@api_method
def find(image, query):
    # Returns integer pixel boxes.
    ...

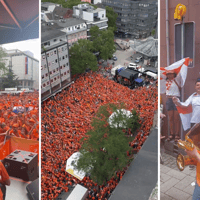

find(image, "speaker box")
[3,150,38,181]
[26,178,39,200]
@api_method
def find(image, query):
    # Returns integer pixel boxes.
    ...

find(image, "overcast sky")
[2,38,40,60]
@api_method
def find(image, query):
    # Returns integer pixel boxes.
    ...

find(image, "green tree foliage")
[41,0,97,9]
[75,103,140,185]
[1,69,18,89]
[151,29,155,36]
[105,6,118,32]
[69,39,98,75]
[90,26,116,60]
[0,47,8,75]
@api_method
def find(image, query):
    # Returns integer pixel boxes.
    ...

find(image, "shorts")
[166,98,177,111]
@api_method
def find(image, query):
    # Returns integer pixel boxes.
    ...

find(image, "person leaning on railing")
[0,161,10,200]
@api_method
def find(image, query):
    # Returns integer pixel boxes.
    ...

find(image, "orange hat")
[166,69,175,74]
[29,118,35,123]
[13,123,18,128]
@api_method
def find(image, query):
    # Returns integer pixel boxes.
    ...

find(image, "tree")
[0,47,8,75]
[2,69,18,89]
[151,29,156,36]
[105,6,118,32]
[75,103,140,185]
[90,26,116,60]
[41,0,97,9]
[69,39,98,75]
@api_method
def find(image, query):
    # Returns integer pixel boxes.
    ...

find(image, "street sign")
[174,22,195,67]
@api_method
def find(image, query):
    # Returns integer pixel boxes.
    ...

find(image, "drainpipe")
[166,0,170,66]
[166,0,170,137]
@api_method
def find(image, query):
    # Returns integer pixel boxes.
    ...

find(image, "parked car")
[112,56,117,61]
[128,63,137,69]
[135,56,143,63]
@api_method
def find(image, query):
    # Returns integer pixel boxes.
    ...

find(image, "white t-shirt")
[166,80,180,97]
[180,93,200,124]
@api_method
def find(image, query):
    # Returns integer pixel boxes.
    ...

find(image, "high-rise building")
[1,49,39,90]
[102,0,157,39]
[41,25,71,101]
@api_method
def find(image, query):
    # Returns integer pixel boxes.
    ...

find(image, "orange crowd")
[41,72,158,199]
[0,91,39,146]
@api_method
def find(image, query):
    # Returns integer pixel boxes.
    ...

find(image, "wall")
[160,0,200,136]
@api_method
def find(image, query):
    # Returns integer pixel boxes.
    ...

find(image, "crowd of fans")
[0,91,39,147]
[41,72,157,200]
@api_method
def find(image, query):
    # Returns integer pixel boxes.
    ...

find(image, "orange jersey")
[197,159,200,186]
[0,162,9,199]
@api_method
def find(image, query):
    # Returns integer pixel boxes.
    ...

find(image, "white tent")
[66,152,86,180]
[108,109,132,128]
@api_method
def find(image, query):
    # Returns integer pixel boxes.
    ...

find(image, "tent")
[108,109,132,129]
[130,36,158,57]
[118,69,138,80]
[0,0,39,44]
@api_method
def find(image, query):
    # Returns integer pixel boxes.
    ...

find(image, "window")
[44,64,47,68]
[43,83,46,87]
[50,71,52,75]
[54,77,57,81]
[66,63,69,66]
[54,39,57,42]
[60,66,63,69]
[58,75,60,79]
[47,81,50,85]
[51,79,53,83]
[64,72,66,75]
[67,70,69,73]
[42,75,44,79]
[55,59,58,63]
[54,50,57,54]
[102,14,104,18]
[57,68,59,71]
[46,73,48,77]
[53,69,56,73]
[47,53,49,57]
[62,56,65,60]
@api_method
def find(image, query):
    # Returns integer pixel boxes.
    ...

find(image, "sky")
[2,38,40,60]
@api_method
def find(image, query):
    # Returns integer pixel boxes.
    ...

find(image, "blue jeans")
[193,183,200,200]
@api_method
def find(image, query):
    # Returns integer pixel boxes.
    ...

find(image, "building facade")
[73,4,108,37]
[160,0,200,137]
[102,0,157,39]
[55,18,87,48]
[2,49,39,90]
[41,27,71,101]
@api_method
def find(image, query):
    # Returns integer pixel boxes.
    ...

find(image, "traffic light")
[174,4,186,21]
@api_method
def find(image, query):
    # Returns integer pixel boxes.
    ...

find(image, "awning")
[0,0,39,44]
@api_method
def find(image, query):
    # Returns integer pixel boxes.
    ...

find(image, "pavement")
[109,128,158,200]
[160,152,196,200]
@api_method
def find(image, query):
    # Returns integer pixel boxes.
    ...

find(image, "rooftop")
[55,18,86,27]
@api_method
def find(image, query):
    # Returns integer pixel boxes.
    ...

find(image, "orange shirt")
[0,162,9,199]
[197,158,200,186]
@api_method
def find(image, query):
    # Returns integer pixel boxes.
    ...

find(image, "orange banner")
[0,140,11,160]
[0,137,39,160]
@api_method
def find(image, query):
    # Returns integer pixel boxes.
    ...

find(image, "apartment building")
[102,0,157,39]
[73,4,108,37]
[55,18,87,48]
[1,49,39,90]
[41,26,71,101]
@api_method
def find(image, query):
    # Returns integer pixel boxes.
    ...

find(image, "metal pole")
[181,17,184,140]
